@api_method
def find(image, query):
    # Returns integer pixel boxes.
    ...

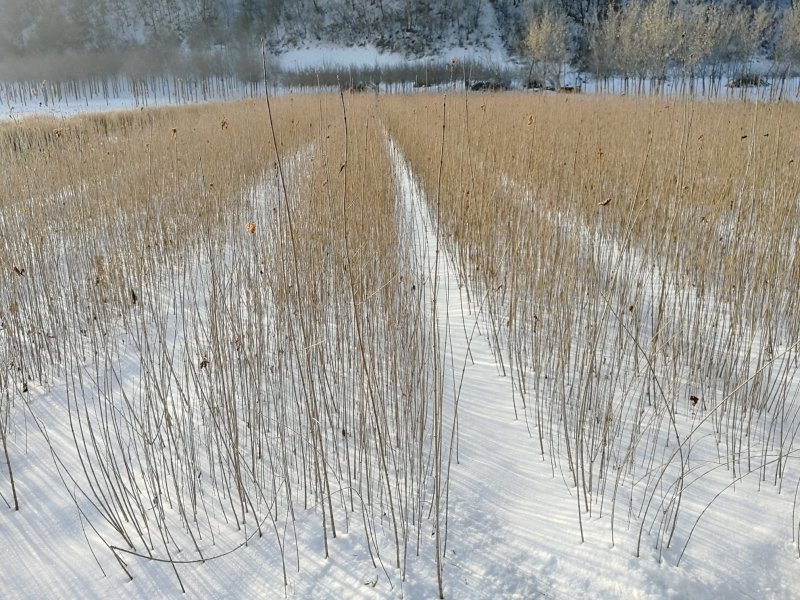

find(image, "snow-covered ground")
[2,117,800,599]
[0,96,140,122]
[277,45,408,72]
[276,42,511,73]
[0,76,259,122]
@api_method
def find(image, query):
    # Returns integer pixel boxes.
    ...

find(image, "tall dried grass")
[2,91,800,594]
[382,92,800,554]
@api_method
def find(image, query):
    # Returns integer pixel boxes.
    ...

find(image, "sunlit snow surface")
[277,44,510,72]
[0,94,143,122]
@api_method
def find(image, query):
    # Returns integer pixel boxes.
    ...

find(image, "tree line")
[526,0,800,90]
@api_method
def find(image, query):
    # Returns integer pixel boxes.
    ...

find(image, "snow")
[276,44,409,72]
[275,42,511,74]
[276,1,512,71]
[436,0,512,66]
[0,81,222,122]
[0,96,142,122]
[276,43,511,73]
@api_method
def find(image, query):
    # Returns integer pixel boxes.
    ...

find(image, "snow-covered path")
[389,138,589,597]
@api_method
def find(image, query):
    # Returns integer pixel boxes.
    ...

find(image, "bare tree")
[525,7,569,87]
[0,0,39,53]
[775,5,800,94]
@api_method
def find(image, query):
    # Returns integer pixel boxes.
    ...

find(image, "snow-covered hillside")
[0,0,529,59]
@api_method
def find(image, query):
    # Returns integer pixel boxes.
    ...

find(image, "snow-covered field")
[2,94,800,600]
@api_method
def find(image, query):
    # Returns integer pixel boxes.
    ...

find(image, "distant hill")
[0,0,533,59]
